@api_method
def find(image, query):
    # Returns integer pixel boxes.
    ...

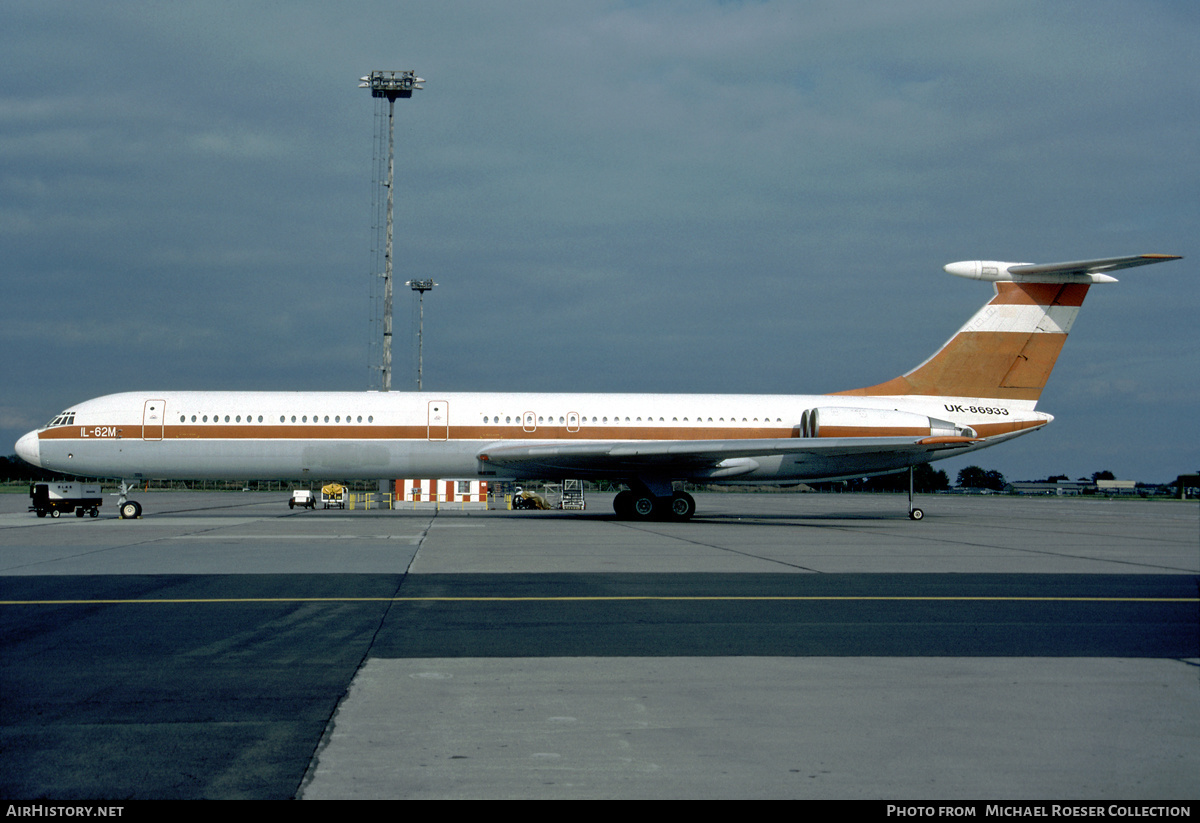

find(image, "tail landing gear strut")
[908,466,924,521]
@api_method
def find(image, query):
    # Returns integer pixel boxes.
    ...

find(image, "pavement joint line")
[2,595,1196,605]
[172,534,426,539]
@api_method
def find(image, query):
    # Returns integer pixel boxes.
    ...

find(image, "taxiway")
[1,491,1196,799]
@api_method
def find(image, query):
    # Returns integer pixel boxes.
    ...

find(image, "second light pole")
[406,278,436,391]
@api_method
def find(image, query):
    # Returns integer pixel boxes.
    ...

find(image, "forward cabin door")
[142,400,165,441]
[427,401,449,441]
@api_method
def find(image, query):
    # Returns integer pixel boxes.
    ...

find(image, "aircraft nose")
[15,430,41,467]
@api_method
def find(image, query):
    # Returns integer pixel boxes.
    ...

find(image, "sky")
[2,0,1196,484]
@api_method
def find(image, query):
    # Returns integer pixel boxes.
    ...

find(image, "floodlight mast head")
[358,70,425,100]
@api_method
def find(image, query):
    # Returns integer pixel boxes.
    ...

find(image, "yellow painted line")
[1,596,1195,605]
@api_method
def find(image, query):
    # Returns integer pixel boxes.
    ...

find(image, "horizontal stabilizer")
[945,254,1181,284]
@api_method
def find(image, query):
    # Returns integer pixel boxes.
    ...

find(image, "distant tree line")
[813,465,1120,493]
[1,454,79,483]
[1037,470,1116,483]
[956,465,1006,491]
[812,463,950,493]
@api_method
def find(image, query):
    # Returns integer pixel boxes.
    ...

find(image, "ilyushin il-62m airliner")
[15,254,1180,521]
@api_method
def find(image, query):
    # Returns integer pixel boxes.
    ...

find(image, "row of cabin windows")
[481,415,784,424]
[173,414,783,425]
[178,414,375,423]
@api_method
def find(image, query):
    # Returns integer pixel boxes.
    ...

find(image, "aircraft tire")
[669,492,696,521]
[613,490,634,519]
[909,508,924,521]
[120,501,141,520]
[630,495,657,520]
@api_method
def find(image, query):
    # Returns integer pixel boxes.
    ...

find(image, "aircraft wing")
[477,436,980,480]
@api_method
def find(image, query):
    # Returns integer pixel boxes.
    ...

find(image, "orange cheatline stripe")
[35,416,1046,443]
[40,423,801,442]
[967,419,1046,437]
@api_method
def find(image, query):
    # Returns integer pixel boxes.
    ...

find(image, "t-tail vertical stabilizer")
[833,254,1181,405]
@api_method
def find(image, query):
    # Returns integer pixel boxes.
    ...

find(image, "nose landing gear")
[116,480,143,519]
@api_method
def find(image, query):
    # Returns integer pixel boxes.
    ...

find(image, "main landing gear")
[613,484,696,521]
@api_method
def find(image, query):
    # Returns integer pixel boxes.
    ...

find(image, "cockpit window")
[44,413,76,428]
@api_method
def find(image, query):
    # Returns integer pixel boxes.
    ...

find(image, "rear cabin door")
[142,400,165,441]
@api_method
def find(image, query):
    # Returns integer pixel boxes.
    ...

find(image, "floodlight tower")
[359,70,424,391]
[406,278,437,390]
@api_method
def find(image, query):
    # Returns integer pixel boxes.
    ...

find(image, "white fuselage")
[18,389,1041,484]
